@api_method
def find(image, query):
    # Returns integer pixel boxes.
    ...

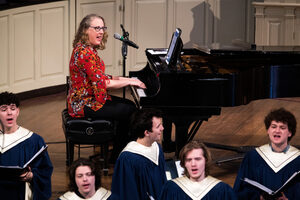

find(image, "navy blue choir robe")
[58,187,111,200]
[233,144,300,200]
[109,141,167,200]
[159,176,237,200]
[0,127,53,200]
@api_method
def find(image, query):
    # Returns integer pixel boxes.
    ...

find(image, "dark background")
[0,0,62,11]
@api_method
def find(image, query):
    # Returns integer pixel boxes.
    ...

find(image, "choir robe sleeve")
[0,133,53,200]
[30,134,53,200]
[159,180,237,200]
[233,150,260,199]
[233,149,300,200]
[109,146,167,200]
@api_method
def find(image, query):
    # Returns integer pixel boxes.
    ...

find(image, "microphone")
[114,33,139,49]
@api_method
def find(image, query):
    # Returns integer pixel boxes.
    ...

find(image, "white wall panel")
[267,20,283,45]
[174,0,206,47]
[40,7,65,77]
[219,0,246,45]
[265,7,285,45]
[296,8,300,44]
[135,0,167,65]
[210,0,249,47]
[81,2,115,67]
[0,1,69,93]
[253,1,300,49]
[13,12,35,83]
[0,16,9,89]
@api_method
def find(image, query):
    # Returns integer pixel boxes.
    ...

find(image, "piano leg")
[173,120,196,157]
[187,120,203,142]
[162,118,175,153]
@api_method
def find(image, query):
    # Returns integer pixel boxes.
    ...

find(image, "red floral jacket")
[67,43,112,117]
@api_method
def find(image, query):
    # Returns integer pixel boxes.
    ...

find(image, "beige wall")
[0,0,256,93]
[0,1,69,93]
[253,0,300,50]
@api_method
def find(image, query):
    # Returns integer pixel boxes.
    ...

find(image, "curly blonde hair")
[72,14,108,50]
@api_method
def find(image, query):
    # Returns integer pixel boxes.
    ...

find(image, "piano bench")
[61,109,116,175]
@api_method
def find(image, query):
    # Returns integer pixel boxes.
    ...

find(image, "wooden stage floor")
[17,90,300,199]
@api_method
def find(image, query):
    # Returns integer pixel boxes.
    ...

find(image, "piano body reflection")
[129,47,300,156]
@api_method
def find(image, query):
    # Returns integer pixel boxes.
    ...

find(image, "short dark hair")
[130,108,163,139]
[179,140,211,177]
[68,158,101,192]
[0,92,20,107]
[264,108,297,141]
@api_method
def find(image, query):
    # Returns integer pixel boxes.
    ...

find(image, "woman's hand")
[106,76,146,89]
[20,166,33,182]
[130,78,146,89]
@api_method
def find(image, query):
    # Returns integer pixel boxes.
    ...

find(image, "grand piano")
[129,30,300,156]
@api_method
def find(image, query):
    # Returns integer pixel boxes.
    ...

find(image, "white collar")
[122,141,160,165]
[0,126,33,153]
[59,188,111,200]
[172,176,221,200]
[256,144,300,173]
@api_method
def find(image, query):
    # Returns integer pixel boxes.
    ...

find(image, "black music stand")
[119,24,139,98]
[120,25,128,98]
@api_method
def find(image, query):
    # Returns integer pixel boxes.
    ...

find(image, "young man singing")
[0,92,53,200]
[109,108,167,200]
[234,108,300,200]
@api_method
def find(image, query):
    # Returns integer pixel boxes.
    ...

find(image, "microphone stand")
[120,24,129,99]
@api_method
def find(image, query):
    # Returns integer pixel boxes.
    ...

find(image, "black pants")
[84,95,137,161]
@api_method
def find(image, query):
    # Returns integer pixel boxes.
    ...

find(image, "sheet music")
[0,145,48,180]
[243,170,300,196]
[24,145,48,168]
[147,49,168,55]
[175,160,184,177]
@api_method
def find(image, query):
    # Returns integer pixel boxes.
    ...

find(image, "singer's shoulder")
[27,132,47,145]
[73,43,95,54]
[74,42,90,51]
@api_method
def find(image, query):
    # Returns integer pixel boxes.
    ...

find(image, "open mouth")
[274,135,281,139]
[7,118,13,124]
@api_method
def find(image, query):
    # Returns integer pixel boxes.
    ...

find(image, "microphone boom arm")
[120,24,129,39]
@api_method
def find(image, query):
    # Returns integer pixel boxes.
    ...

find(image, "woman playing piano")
[67,14,146,161]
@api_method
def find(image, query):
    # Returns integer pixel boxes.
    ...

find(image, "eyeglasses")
[90,26,107,32]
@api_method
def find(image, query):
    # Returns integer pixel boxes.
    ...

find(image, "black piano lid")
[190,45,300,56]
